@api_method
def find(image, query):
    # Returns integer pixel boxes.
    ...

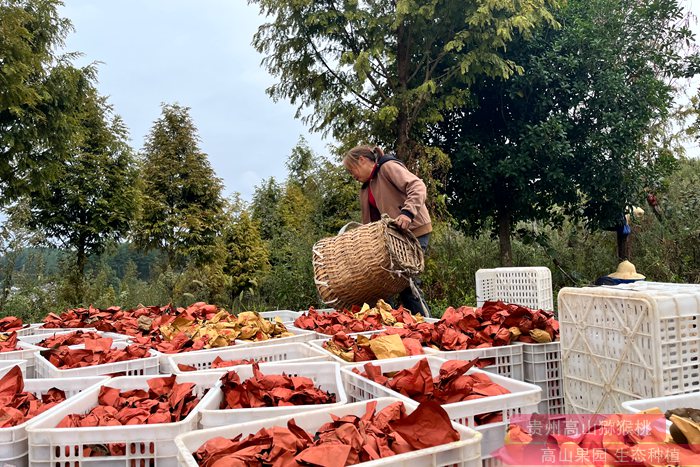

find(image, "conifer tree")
[136,103,224,268]
[221,197,269,300]
[28,85,137,301]
[0,0,89,202]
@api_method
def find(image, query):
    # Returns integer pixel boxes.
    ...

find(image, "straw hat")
[608,260,645,280]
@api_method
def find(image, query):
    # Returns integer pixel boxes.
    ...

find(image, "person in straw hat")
[614,207,645,261]
[343,145,432,316]
[594,260,646,286]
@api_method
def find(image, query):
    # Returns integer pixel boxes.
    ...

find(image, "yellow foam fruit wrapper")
[509,326,522,340]
[530,329,552,343]
[670,414,700,453]
[356,335,370,347]
[368,334,407,360]
[323,340,354,362]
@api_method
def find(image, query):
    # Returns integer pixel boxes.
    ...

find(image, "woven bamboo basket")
[312,215,424,309]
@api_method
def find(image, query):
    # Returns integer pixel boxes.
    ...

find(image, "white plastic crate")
[287,323,389,340]
[198,361,347,428]
[341,355,541,461]
[13,324,43,337]
[19,330,130,348]
[482,458,504,467]
[258,309,301,323]
[622,391,700,415]
[0,341,40,378]
[308,335,439,365]
[27,372,222,467]
[608,281,700,293]
[522,342,564,415]
[435,343,525,381]
[27,326,98,336]
[167,342,330,374]
[154,342,247,375]
[476,267,553,310]
[0,376,108,467]
[299,307,336,313]
[621,392,693,433]
[234,326,316,347]
[33,341,159,378]
[0,360,26,379]
[559,285,700,414]
[176,397,483,467]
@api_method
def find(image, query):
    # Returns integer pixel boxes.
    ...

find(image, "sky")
[59,1,700,201]
[59,0,330,201]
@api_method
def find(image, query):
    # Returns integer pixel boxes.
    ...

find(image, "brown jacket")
[360,158,432,237]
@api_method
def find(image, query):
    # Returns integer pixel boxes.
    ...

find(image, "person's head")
[343,145,384,183]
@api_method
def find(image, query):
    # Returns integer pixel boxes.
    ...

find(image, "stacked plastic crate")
[476,267,553,310]
[475,267,563,416]
[559,282,700,414]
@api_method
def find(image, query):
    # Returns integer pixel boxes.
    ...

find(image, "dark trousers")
[397,233,431,317]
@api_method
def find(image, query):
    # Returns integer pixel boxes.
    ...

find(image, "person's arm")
[380,161,427,219]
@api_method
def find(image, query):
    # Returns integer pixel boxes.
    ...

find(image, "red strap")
[367,164,378,209]
[368,186,377,209]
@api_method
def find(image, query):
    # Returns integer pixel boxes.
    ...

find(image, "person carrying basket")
[342,145,432,316]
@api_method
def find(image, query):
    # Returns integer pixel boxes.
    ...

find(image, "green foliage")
[247,0,561,181]
[421,223,496,313]
[3,158,700,322]
[26,83,138,301]
[221,197,270,301]
[314,159,360,234]
[4,0,700,325]
[433,0,698,264]
[135,103,225,268]
[0,0,90,203]
[251,177,282,240]
[257,181,320,310]
[251,139,359,310]
[630,159,700,283]
[0,201,43,308]
[1,247,60,323]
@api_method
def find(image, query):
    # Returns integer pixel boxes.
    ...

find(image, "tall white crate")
[475,267,553,310]
[558,283,700,414]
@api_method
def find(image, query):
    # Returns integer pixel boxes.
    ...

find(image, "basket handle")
[338,214,416,236]
[338,221,363,235]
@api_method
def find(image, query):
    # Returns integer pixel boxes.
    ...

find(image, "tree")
[248,0,559,170]
[285,137,317,189]
[135,103,224,268]
[0,0,90,203]
[27,85,138,300]
[432,0,698,265]
[221,197,270,301]
[249,139,358,308]
[251,177,282,240]
[314,158,361,234]
[0,201,43,308]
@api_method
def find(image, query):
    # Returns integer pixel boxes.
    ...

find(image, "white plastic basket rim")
[198,361,347,417]
[26,372,222,436]
[342,355,542,412]
[175,397,483,467]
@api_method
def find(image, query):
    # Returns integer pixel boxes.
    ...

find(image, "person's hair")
[343,145,384,167]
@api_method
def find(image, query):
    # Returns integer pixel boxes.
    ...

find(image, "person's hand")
[395,214,411,230]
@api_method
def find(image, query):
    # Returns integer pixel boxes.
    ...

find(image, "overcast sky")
[59,1,700,201]
[60,0,330,201]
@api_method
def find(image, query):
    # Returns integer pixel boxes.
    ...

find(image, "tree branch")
[326,2,391,103]
[307,39,378,109]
